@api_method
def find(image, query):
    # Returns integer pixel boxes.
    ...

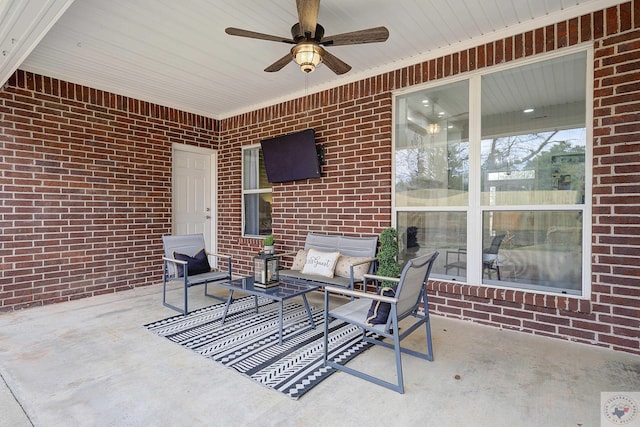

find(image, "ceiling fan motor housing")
[291,22,325,42]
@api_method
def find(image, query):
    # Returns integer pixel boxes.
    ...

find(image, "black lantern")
[253,253,279,287]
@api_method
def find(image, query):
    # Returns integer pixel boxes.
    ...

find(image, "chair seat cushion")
[278,269,353,287]
[186,270,228,285]
[366,286,396,325]
[174,248,211,277]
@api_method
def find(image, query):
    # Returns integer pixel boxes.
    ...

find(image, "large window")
[394,49,590,296]
[242,146,272,236]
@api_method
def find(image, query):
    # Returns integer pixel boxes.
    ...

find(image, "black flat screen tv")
[260,129,321,183]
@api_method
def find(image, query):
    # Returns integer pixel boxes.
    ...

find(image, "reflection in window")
[480,52,586,207]
[481,130,586,206]
[395,80,469,207]
[483,211,582,293]
[394,50,589,295]
[397,211,467,279]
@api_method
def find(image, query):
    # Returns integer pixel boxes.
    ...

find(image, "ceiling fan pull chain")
[305,73,309,114]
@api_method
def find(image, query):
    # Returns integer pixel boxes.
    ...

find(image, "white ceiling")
[0,0,620,120]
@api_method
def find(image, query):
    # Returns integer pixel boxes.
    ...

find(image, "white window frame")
[242,144,272,238]
[392,44,593,298]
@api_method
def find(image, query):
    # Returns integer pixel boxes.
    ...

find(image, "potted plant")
[263,235,275,254]
[377,227,400,288]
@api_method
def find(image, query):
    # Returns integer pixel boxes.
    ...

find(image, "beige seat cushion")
[291,249,308,271]
[334,256,371,281]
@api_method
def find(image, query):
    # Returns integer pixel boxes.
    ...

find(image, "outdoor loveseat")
[278,233,378,292]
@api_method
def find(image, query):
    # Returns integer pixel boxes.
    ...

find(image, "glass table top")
[217,276,320,299]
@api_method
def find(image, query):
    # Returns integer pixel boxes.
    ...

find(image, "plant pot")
[264,245,275,254]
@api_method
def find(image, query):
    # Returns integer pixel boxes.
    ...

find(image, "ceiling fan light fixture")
[292,42,324,73]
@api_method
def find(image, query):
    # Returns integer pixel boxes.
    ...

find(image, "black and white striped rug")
[145,296,376,399]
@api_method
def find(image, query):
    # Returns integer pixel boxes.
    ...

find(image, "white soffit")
[7,0,625,119]
[0,0,74,88]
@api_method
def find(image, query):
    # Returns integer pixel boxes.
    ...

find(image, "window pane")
[483,210,582,293]
[395,81,469,207]
[480,52,586,206]
[243,147,272,237]
[397,211,467,279]
[243,193,272,235]
[393,50,588,296]
[243,148,270,190]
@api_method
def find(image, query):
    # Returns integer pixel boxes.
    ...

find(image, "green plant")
[377,227,400,288]
[263,235,275,246]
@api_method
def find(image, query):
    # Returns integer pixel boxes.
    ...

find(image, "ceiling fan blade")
[321,50,351,75]
[264,53,293,72]
[321,26,389,46]
[225,27,295,44]
[296,0,320,38]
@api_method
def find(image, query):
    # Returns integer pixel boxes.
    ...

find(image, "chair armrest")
[276,250,299,258]
[324,285,397,304]
[206,252,233,277]
[351,257,377,266]
[162,257,185,279]
[445,248,466,256]
[347,257,379,285]
[205,251,231,259]
[163,256,187,265]
[163,255,232,278]
[362,273,400,283]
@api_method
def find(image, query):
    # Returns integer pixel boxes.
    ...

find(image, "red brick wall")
[218,1,640,354]
[0,1,638,354]
[0,73,217,309]
[217,90,393,275]
[590,3,640,352]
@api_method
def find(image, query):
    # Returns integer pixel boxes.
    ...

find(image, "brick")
[558,327,595,340]
[490,314,521,327]
[462,310,490,321]
[599,333,640,349]
[523,320,556,333]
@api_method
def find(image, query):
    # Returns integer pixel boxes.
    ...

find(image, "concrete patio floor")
[1,283,639,427]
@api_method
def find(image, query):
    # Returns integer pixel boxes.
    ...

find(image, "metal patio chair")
[162,234,232,315]
[444,234,505,280]
[482,234,505,280]
[323,251,439,394]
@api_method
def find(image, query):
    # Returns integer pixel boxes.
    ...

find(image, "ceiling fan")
[225,0,389,75]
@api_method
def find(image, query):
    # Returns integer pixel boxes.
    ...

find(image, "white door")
[173,146,216,249]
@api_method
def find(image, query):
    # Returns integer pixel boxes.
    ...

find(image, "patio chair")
[482,234,505,280]
[323,251,439,394]
[444,234,505,280]
[162,234,232,315]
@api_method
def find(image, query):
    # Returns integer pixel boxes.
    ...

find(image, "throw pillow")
[365,286,397,326]
[291,249,308,271]
[301,249,341,278]
[334,256,371,281]
[173,248,211,277]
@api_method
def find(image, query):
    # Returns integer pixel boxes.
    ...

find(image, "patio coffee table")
[216,277,320,345]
